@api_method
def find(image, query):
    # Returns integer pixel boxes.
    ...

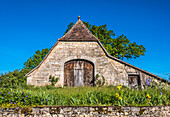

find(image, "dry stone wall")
[27,41,162,87]
[0,106,169,117]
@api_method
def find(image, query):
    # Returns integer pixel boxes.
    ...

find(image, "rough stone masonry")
[26,17,169,88]
[0,106,169,117]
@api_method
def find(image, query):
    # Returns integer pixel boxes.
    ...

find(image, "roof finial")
[78,16,80,20]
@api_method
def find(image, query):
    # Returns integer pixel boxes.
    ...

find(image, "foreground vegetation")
[0,84,169,108]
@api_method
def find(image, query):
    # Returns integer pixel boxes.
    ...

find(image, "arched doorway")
[64,59,94,87]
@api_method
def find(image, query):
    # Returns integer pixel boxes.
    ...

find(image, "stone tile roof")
[58,19,98,41]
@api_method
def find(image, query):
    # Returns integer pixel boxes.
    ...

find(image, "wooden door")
[64,60,94,87]
[84,61,94,86]
[128,75,139,88]
[74,61,84,86]
[64,61,74,86]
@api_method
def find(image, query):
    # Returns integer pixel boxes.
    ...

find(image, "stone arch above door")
[64,59,94,87]
[59,56,96,87]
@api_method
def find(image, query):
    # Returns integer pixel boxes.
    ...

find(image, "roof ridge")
[58,19,98,41]
[61,19,81,38]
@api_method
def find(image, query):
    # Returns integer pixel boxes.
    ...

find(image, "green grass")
[0,85,169,108]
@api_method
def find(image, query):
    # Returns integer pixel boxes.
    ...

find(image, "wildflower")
[146,94,151,99]
[160,92,162,95]
[18,96,19,98]
[148,99,151,102]
[30,94,31,96]
[119,83,122,86]
[46,99,48,102]
[118,97,122,100]
[148,83,151,86]
[117,86,122,90]
[149,78,151,82]
[8,92,10,94]
[14,102,16,104]
[41,98,43,100]
[116,93,119,97]
[26,96,28,98]
[2,97,4,99]
[146,79,148,82]
[11,102,12,104]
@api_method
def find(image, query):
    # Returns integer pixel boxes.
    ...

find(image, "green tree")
[0,69,29,88]
[23,48,49,70]
[65,21,146,60]
[0,48,49,88]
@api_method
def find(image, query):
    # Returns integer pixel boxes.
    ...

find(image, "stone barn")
[26,17,169,88]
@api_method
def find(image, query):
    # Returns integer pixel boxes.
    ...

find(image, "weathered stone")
[107,107,112,112]
[79,114,85,117]
[89,107,95,111]
[63,107,72,112]
[58,114,65,117]
[130,107,140,112]
[124,112,129,116]
[0,106,169,116]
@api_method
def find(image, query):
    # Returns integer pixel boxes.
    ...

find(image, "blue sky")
[0,0,170,80]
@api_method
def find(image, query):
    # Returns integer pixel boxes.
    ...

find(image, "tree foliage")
[0,48,49,88]
[65,21,146,60]
[0,69,29,88]
[23,48,49,70]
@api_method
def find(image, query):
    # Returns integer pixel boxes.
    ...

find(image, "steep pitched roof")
[25,17,169,83]
[58,19,98,41]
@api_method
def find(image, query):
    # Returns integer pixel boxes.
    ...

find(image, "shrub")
[49,75,59,86]
[95,74,106,87]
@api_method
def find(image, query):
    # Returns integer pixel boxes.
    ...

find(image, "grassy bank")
[0,85,169,108]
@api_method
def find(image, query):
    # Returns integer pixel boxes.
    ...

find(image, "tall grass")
[0,85,169,108]
[0,86,170,107]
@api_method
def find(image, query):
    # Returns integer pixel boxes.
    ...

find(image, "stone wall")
[27,41,163,87]
[0,106,169,117]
